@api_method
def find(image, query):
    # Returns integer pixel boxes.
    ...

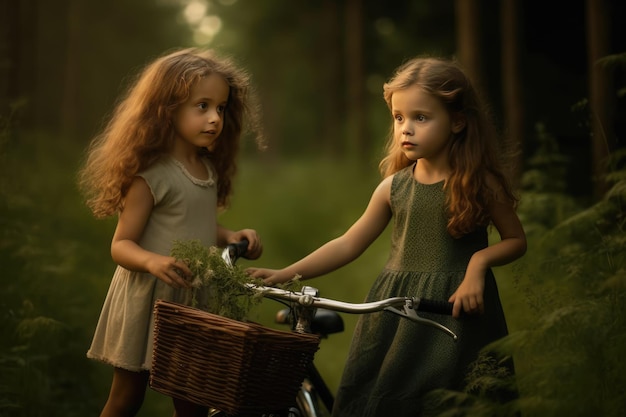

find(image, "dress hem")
[86,352,150,373]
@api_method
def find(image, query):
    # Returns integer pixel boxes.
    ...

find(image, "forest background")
[1,0,625,416]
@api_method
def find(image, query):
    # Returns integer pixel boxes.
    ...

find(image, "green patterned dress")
[332,164,511,417]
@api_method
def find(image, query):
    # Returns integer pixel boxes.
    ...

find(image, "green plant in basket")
[170,239,301,321]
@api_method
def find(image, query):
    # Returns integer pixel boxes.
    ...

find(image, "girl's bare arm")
[110,177,192,288]
[449,180,527,317]
[247,176,394,285]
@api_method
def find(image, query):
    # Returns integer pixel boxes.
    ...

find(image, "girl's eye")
[416,114,426,122]
[217,105,226,114]
[197,102,208,110]
[394,114,403,122]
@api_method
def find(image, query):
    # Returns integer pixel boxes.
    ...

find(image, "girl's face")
[173,73,230,152]
[391,85,459,164]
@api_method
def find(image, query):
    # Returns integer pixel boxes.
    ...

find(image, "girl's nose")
[402,128,413,136]
[207,110,219,124]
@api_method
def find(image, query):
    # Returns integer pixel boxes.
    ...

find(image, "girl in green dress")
[247,56,526,416]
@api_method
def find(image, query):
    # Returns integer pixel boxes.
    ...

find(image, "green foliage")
[0,118,102,415]
[517,123,583,236]
[605,148,626,184]
[0,302,73,416]
[496,148,625,416]
[422,354,520,417]
[170,240,266,321]
[597,52,626,99]
[170,239,303,321]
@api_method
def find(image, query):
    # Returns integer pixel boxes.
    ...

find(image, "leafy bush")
[0,114,104,415]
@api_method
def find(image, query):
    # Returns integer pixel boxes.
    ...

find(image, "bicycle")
[212,240,457,417]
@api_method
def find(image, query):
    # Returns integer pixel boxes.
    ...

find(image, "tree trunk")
[319,0,343,157]
[454,0,485,93]
[1,0,18,111]
[344,0,366,162]
[61,0,82,141]
[586,0,612,200]
[500,0,525,186]
[1,0,37,117]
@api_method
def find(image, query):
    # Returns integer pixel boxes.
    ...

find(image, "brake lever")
[384,300,458,341]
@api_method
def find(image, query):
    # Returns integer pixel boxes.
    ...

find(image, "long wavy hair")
[79,47,263,218]
[379,56,518,237]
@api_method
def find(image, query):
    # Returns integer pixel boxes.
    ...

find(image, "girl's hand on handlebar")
[228,229,263,260]
[448,270,485,318]
[246,267,292,286]
[147,255,193,289]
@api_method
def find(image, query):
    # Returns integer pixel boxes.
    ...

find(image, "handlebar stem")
[293,286,319,334]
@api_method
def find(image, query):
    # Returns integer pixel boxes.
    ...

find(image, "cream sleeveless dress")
[87,156,217,372]
[332,163,512,417]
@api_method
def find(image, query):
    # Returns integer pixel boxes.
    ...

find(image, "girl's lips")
[401,141,416,147]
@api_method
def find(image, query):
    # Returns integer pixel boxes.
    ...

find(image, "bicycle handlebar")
[225,240,458,341]
[246,283,457,340]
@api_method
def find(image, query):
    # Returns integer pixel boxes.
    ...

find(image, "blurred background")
[1,0,625,416]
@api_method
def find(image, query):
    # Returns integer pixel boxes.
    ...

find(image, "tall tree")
[0,0,38,119]
[0,0,18,112]
[61,0,82,141]
[454,0,485,93]
[586,0,613,199]
[344,0,366,160]
[501,0,525,186]
[318,0,344,157]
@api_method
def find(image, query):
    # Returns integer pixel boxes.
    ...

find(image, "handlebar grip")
[415,298,453,315]
[230,239,249,258]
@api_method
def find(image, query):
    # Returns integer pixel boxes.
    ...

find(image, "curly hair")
[79,47,263,218]
[379,56,518,238]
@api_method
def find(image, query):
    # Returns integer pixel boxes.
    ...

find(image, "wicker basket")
[150,299,320,416]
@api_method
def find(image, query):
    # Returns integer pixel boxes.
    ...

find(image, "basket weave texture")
[150,299,320,416]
